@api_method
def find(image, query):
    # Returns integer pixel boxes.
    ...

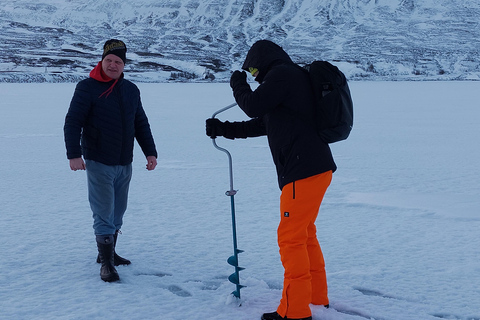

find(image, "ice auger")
[211,102,245,299]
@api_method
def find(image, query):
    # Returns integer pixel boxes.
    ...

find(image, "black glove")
[206,118,225,139]
[230,70,247,89]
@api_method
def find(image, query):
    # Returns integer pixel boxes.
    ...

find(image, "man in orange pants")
[206,40,336,320]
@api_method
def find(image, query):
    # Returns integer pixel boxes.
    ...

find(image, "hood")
[241,40,293,82]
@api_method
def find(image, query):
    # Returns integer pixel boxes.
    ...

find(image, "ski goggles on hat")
[248,67,258,76]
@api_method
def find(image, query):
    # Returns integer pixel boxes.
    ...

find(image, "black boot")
[112,230,131,265]
[261,311,312,320]
[96,235,120,282]
[96,230,131,266]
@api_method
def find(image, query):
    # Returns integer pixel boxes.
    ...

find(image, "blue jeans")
[86,160,132,235]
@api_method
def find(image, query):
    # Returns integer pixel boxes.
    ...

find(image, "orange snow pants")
[276,171,332,319]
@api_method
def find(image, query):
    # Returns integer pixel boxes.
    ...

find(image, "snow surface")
[0,81,479,320]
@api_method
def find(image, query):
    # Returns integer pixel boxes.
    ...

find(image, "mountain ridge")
[1,0,479,82]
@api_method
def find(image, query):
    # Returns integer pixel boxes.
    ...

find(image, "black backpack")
[303,61,353,143]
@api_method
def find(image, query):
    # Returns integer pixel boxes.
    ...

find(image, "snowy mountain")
[1,0,479,82]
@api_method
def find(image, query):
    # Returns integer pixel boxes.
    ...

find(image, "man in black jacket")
[64,39,157,282]
[206,40,336,320]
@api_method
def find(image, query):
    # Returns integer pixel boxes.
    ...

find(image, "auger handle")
[211,103,238,193]
[211,102,237,118]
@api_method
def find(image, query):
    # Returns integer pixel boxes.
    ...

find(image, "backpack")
[303,61,353,143]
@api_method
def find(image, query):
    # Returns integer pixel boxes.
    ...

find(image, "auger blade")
[232,290,241,298]
[228,272,240,284]
[227,255,238,267]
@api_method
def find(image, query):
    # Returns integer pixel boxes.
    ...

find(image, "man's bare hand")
[146,156,157,171]
[69,158,86,171]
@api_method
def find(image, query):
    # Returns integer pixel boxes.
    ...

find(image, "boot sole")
[101,274,120,282]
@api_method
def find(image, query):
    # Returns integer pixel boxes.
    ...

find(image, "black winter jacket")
[228,40,336,190]
[64,76,157,166]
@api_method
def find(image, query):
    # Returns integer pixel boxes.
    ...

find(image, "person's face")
[102,54,124,79]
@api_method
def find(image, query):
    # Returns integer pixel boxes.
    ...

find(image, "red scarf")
[89,61,119,98]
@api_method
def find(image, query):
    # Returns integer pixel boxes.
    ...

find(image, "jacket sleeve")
[63,81,92,159]
[232,67,291,118]
[134,96,158,158]
[223,118,266,139]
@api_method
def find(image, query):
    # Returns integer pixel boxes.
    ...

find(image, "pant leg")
[112,163,132,231]
[277,183,312,319]
[308,220,329,305]
[276,171,332,319]
[307,172,331,305]
[86,160,117,235]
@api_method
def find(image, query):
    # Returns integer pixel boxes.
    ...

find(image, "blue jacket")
[64,76,157,165]
[229,40,337,190]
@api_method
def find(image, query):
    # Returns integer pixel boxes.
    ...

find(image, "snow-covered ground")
[0,81,479,320]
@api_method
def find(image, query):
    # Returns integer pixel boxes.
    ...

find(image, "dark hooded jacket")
[227,40,336,190]
[64,63,157,165]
